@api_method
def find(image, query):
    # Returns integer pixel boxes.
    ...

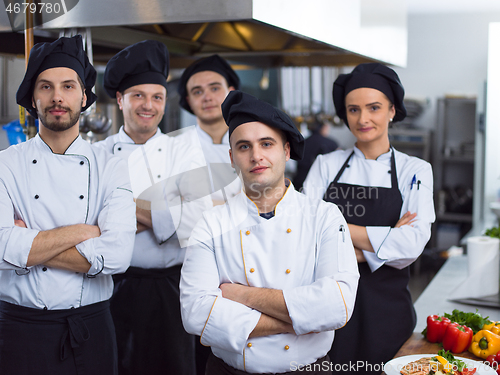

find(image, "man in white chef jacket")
[0,35,136,375]
[177,54,242,207]
[95,40,212,375]
[180,91,360,375]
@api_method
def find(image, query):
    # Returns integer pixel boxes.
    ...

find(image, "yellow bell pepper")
[469,330,500,359]
[483,321,500,335]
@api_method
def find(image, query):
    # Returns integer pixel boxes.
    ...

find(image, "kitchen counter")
[414,254,500,333]
[380,255,499,374]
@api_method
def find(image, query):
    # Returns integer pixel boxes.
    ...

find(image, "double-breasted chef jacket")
[303,146,435,271]
[177,125,241,204]
[180,183,360,373]
[94,126,212,268]
[0,134,136,309]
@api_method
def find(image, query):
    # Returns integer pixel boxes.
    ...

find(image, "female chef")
[303,63,435,374]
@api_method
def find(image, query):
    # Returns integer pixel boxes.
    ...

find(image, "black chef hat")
[333,62,407,126]
[16,35,97,119]
[222,91,304,161]
[178,54,240,114]
[104,40,169,98]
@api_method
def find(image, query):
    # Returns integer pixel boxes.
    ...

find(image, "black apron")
[0,300,117,375]
[110,265,196,375]
[324,149,415,374]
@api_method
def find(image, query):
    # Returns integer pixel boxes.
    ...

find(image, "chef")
[303,63,436,373]
[180,91,359,375]
[0,35,136,375]
[95,40,212,375]
[177,54,242,207]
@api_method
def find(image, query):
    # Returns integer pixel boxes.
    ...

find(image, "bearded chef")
[94,40,212,375]
[180,91,359,375]
[0,35,136,374]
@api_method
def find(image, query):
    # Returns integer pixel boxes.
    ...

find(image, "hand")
[395,211,417,228]
[14,219,27,228]
[355,247,367,263]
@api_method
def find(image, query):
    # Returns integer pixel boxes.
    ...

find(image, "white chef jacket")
[0,134,136,309]
[303,146,436,272]
[180,183,359,374]
[94,126,212,269]
[176,125,241,203]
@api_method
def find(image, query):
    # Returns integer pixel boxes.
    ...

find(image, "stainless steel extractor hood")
[0,0,407,68]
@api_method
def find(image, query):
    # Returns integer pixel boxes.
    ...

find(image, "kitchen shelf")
[431,97,477,251]
[389,128,432,161]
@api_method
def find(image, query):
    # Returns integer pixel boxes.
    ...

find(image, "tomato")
[496,350,500,363]
[487,355,498,368]
[460,369,477,375]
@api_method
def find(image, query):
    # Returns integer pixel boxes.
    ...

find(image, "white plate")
[384,354,495,374]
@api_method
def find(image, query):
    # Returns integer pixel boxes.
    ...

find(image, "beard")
[37,101,82,132]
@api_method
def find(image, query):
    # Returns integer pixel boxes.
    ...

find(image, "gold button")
[250,268,255,273]
[245,230,250,235]
[284,345,290,350]
[286,269,291,274]
[286,228,292,233]
[247,343,252,348]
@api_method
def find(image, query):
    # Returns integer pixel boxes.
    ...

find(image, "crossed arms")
[15,220,98,273]
[219,283,294,338]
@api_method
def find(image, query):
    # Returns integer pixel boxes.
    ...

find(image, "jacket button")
[34,195,39,199]
[43,306,47,310]
[286,269,291,274]
[32,159,37,164]
[249,268,255,273]
[117,147,122,151]
[79,195,84,199]
[158,148,162,152]
[247,343,252,348]
[80,161,84,165]
[42,267,47,272]
[284,345,290,350]
[286,228,292,233]
[157,175,161,179]
[245,231,250,235]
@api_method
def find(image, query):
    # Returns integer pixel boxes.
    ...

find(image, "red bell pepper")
[442,322,473,353]
[426,315,451,343]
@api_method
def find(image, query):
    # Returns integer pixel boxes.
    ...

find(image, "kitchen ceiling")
[0,0,407,68]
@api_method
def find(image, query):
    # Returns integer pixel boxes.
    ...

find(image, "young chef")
[180,91,359,375]
[303,63,436,373]
[177,54,242,206]
[95,40,211,375]
[0,35,136,374]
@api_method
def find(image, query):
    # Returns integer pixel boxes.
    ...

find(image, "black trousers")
[0,300,117,375]
[206,353,333,375]
[111,265,196,375]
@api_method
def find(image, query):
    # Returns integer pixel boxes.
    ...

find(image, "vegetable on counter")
[442,323,473,354]
[432,349,477,374]
[469,330,500,359]
[444,309,491,335]
[485,226,500,239]
[483,321,500,335]
[427,315,452,343]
